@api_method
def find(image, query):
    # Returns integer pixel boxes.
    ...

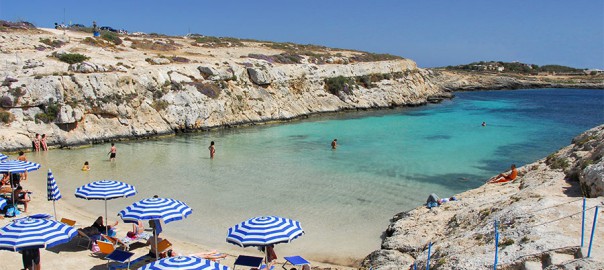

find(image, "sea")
[14,88,604,264]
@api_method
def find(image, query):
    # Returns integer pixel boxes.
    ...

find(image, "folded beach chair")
[76,229,93,249]
[60,217,77,226]
[283,256,310,270]
[233,255,263,270]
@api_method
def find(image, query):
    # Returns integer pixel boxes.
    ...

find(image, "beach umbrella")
[138,256,230,270]
[226,216,304,264]
[0,197,6,211]
[0,160,41,210]
[0,152,7,161]
[0,217,77,251]
[75,180,137,235]
[46,169,62,221]
[0,217,76,270]
[118,197,193,259]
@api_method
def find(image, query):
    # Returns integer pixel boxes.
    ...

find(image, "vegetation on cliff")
[440,61,594,75]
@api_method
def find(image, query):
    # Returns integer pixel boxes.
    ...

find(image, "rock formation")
[362,125,604,270]
[0,28,448,151]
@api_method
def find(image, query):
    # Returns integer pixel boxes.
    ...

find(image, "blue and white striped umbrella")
[138,256,230,270]
[0,160,41,210]
[0,160,41,173]
[0,217,77,251]
[119,197,192,260]
[0,153,7,161]
[0,197,6,211]
[118,197,193,224]
[75,180,136,200]
[226,216,304,247]
[47,169,62,220]
[75,180,137,234]
[47,170,62,201]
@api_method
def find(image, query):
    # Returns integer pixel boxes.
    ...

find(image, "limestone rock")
[198,66,233,81]
[247,68,273,85]
[149,57,170,65]
[583,161,604,197]
[361,250,414,270]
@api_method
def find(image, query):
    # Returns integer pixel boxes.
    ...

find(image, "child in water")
[82,161,90,171]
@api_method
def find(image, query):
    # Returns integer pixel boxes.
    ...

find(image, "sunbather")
[13,186,31,212]
[91,216,118,235]
[190,250,227,261]
[488,164,518,183]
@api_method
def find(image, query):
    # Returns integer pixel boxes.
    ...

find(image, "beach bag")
[5,205,20,217]
[91,242,100,252]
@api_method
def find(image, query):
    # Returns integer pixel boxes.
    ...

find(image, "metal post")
[581,197,586,247]
[413,262,417,270]
[426,242,432,270]
[587,206,599,257]
[494,220,499,270]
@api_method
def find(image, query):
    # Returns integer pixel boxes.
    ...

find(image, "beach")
[0,171,355,270]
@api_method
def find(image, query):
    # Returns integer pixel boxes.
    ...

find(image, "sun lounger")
[119,232,151,249]
[283,256,310,270]
[103,235,128,250]
[76,229,93,249]
[109,253,152,270]
[233,255,263,270]
[106,249,135,270]
[60,218,77,226]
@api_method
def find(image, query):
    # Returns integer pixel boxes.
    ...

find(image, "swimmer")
[82,161,90,171]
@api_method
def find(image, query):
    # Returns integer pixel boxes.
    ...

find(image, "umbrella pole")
[105,199,109,236]
[154,225,159,260]
[10,173,15,208]
[53,201,57,221]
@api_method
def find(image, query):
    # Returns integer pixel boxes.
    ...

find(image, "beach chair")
[106,249,135,270]
[156,239,172,254]
[96,240,116,255]
[103,235,128,250]
[76,229,93,249]
[233,255,263,270]
[60,218,76,226]
[109,253,152,270]
[282,256,310,270]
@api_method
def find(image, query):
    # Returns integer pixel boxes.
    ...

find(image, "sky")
[1,0,603,69]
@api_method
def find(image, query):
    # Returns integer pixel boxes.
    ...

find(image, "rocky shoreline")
[428,70,604,91]
[362,125,604,270]
[0,28,450,151]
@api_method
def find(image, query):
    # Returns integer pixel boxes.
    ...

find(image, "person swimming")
[82,161,90,171]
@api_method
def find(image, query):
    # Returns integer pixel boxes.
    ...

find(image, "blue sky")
[1,0,603,68]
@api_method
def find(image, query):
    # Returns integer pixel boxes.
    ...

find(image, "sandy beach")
[0,168,355,270]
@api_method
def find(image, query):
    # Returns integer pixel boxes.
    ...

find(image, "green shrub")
[324,76,355,96]
[151,100,169,111]
[58,53,90,64]
[35,100,60,123]
[101,32,122,45]
[546,154,569,170]
[500,238,515,247]
[0,109,13,123]
[39,38,66,48]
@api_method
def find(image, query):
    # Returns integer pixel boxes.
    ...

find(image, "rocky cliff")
[362,125,604,270]
[429,70,604,91]
[0,28,448,151]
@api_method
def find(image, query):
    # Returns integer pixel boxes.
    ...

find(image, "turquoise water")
[16,89,604,263]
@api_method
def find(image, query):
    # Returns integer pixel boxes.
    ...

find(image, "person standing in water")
[331,139,338,150]
[108,143,117,161]
[208,141,216,159]
[41,134,48,151]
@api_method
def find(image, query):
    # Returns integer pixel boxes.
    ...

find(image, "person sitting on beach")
[82,161,90,171]
[1,172,9,186]
[488,164,518,183]
[91,216,118,235]
[17,151,28,181]
[20,248,41,270]
[13,186,31,212]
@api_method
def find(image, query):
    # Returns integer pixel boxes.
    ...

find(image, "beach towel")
[5,205,20,217]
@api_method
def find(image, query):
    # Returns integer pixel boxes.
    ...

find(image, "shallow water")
[15,89,604,263]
